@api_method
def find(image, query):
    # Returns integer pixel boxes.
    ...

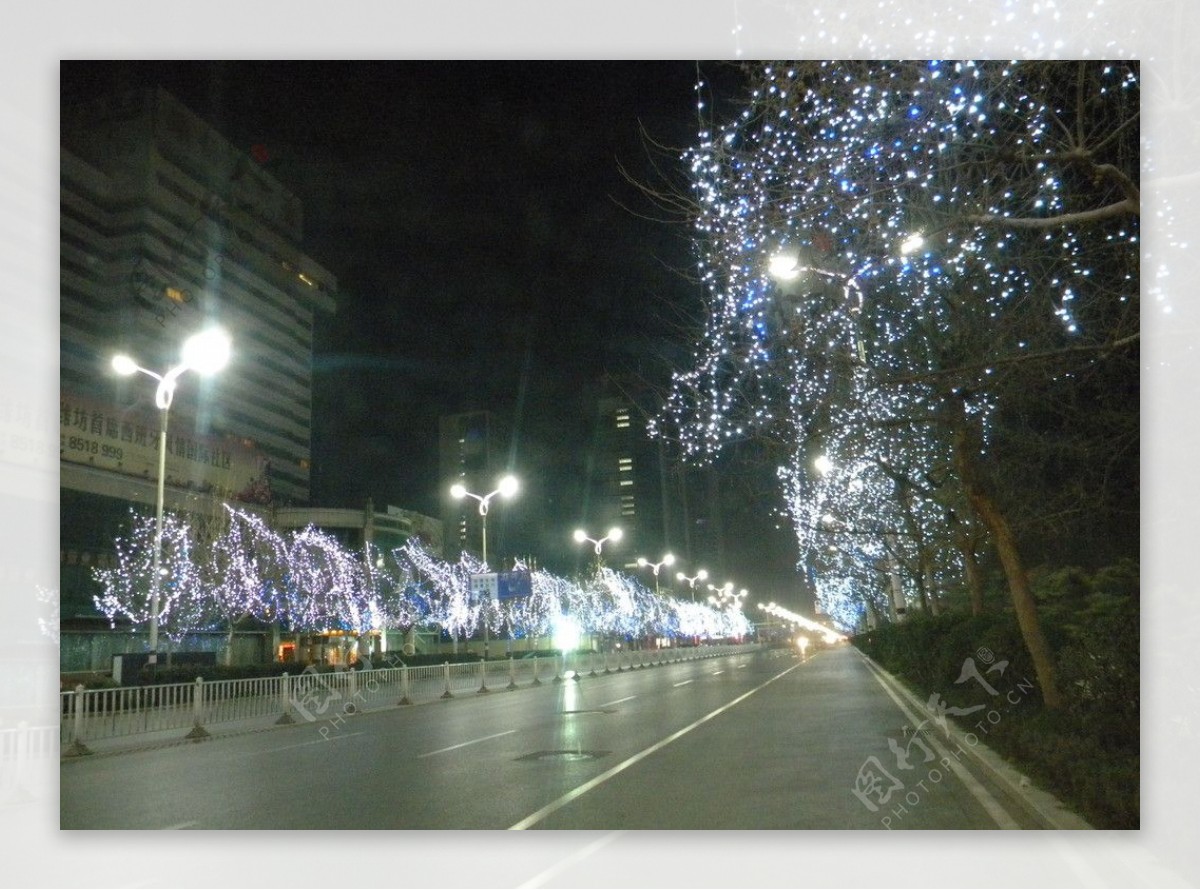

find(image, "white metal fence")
[61,644,761,753]
[1,722,57,802]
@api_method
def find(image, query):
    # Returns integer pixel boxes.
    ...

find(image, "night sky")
[60,60,799,597]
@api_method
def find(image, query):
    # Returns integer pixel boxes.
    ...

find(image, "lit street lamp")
[573,526,622,556]
[675,568,708,602]
[450,474,519,568]
[111,327,231,669]
[451,474,519,662]
[636,552,675,594]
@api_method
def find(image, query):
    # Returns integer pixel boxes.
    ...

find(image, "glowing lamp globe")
[768,253,800,280]
[111,355,138,376]
[181,328,231,375]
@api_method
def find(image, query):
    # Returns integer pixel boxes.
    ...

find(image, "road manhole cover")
[516,750,610,762]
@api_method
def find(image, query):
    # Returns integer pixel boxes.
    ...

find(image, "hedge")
[853,579,1138,829]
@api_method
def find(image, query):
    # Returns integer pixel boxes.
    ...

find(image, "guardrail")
[1,722,56,801]
[61,644,761,754]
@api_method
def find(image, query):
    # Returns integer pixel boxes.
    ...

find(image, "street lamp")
[675,568,709,602]
[636,552,675,594]
[451,474,519,661]
[111,327,231,669]
[573,526,622,556]
[450,474,518,568]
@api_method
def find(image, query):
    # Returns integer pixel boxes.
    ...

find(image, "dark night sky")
[60,60,800,597]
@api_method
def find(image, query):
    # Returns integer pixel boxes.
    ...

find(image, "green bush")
[853,564,1139,829]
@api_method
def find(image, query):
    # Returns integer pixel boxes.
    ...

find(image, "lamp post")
[111,327,231,670]
[573,526,622,557]
[636,552,675,594]
[450,474,518,568]
[451,474,519,660]
[675,569,708,602]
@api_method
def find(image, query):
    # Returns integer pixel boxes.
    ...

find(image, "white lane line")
[711,670,724,676]
[859,657,1021,830]
[417,729,516,759]
[161,821,198,830]
[245,731,364,755]
[599,695,637,708]
[510,661,802,830]
[673,679,694,687]
[516,830,626,889]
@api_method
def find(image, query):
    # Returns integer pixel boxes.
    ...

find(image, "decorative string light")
[653,61,1138,628]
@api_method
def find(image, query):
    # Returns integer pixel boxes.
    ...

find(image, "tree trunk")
[951,401,1063,710]
[958,533,985,616]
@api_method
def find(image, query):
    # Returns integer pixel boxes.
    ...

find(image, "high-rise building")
[587,376,671,572]
[60,88,337,622]
[438,410,506,561]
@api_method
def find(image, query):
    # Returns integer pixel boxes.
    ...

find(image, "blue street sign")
[469,570,532,603]
[497,570,532,601]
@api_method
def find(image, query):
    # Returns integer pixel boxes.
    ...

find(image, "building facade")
[60,87,340,657]
[61,87,337,509]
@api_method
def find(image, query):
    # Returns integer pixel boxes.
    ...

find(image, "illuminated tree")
[399,540,483,649]
[654,60,1139,709]
[93,510,214,659]
[205,506,286,664]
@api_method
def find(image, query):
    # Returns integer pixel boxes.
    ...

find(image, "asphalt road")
[60,645,1058,830]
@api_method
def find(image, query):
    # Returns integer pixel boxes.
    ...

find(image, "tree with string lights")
[204,506,286,664]
[653,60,1139,709]
[93,510,215,662]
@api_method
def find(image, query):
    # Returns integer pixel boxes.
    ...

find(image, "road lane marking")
[161,821,198,830]
[673,679,693,687]
[509,661,802,830]
[417,729,516,759]
[516,830,626,889]
[244,731,364,755]
[599,695,637,708]
[711,670,724,676]
[859,656,1021,830]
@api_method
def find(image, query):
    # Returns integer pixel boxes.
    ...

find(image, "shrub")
[852,564,1139,828]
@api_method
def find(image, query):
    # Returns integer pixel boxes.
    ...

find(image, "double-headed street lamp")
[111,327,232,668]
[638,554,676,594]
[675,568,708,602]
[450,475,518,661]
[709,584,748,610]
[573,526,622,556]
[450,474,519,568]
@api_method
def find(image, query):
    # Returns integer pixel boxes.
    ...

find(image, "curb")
[856,650,1094,830]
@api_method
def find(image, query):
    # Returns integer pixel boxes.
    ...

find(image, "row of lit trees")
[92,505,752,662]
[649,60,1139,709]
